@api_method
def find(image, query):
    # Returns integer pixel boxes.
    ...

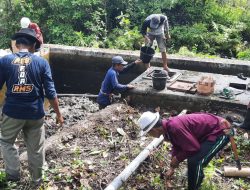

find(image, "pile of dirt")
[40,102,153,190]
[3,97,153,190]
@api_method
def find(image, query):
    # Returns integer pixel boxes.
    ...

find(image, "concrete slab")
[128,67,250,111]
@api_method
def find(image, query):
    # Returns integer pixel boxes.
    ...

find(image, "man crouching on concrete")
[138,112,231,190]
[97,56,142,109]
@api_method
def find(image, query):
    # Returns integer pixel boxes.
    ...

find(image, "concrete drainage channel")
[46,44,250,112]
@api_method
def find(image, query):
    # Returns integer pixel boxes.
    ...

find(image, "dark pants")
[98,104,108,110]
[97,93,111,110]
[187,135,229,190]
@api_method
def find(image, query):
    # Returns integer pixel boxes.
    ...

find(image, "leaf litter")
[0,97,249,190]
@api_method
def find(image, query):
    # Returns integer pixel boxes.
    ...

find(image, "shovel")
[221,120,250,177]
[229,135,241,170]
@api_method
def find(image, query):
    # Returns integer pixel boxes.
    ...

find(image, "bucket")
[140,46,155,63]
[152,70,168,90]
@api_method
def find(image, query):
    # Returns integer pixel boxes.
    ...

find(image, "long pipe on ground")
[57,93,121,98]
[105,109,187,190]
[57,93,98,98]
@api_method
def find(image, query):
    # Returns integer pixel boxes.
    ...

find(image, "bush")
[104,14,143,50]
[237,49,250,60]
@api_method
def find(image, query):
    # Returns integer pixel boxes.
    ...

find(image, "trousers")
[0,114,45,182]
[187,135,229,190]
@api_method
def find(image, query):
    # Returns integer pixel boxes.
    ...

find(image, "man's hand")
[220,119,231,129]
[134,59,143,64]
[170,156,179,168]
[166,167,175,179]
[165,34,171,40]
[56,114,64,126]
[144,35,150,45]
[165,179,174,190]
[127,84,135,89]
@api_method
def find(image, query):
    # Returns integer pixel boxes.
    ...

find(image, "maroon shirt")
[162,113,226,162]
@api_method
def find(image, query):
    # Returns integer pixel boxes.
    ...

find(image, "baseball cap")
[150,15,160,29]
[112,56,128,65]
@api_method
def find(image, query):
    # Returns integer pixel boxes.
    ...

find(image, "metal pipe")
[105,109,187,190]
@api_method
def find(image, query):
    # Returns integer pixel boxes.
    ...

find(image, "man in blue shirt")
[97,56,142,109]
[0,28,63,185]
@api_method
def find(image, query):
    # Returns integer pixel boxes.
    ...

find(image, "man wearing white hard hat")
[138,111,231,190]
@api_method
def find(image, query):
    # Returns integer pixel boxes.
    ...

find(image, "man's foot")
[163,65,170,72]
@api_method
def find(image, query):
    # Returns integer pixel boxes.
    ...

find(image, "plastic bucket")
[152,70,167,90]
[140,46,155,63]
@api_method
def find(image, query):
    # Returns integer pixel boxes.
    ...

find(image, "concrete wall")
[47,45,145,94]
[47,44,250,94]
[47,44,250,76]
[1,44,250,108]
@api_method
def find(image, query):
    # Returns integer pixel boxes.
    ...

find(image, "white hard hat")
[138,111,160,136]
[20,17,31,28]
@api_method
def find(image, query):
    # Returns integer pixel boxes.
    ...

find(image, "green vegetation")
[1,0,250,59]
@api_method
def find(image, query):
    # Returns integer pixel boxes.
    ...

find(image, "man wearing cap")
[138,112,231,190]
[97,56,142,109]
[0,28,63,185]
[141,14,171,71]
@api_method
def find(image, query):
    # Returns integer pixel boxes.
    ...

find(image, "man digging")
[138,111,232,190]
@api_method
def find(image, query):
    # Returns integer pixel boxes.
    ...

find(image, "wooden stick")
[224,166,250,177]
[229,136,241,170]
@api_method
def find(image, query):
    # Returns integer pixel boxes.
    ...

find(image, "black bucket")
[140,46,155,63]
[152,70,167,90]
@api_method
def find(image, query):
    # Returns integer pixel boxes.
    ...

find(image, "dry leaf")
[117,128,126,136]
[102,151,109,158]
[89,150,102,155]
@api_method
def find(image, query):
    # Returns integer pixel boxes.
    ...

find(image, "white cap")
[20,17,31,28]
[138,111,160,136]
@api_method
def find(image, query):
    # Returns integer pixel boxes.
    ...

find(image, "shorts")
[147,33,167,52]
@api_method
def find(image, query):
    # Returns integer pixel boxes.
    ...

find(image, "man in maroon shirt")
[138,112,231,190]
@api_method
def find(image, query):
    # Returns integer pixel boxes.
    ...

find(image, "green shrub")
[237,48,250,60]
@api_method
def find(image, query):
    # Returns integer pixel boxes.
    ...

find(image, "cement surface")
[128,67,250,111]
